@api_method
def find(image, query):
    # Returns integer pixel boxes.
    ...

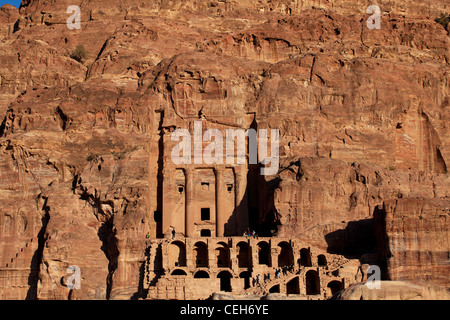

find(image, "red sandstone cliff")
[0,0,448,299]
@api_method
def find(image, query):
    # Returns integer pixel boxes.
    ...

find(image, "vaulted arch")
[171,269,187,276]
[300,248,312,267]
[269,284,280,293]
[194,270,210,278]
[217,270,233,292]
[305,270,320,295]
[318,254,327,267]
[286,276,300,294]
[239,271,251,289]
[169,241,186,267]
[193,242,208,268]
[277,241,294,268]
[257,241,270,266]
[236,241,250,268]
[215,242,230,268]
[327,280,343,297]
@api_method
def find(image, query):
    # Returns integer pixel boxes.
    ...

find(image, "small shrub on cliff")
[435,12,449,29]
[70,45,88,63]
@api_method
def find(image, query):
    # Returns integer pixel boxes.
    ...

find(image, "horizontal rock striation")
[0,0,448,299]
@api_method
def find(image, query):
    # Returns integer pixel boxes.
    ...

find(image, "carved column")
[234,166,248,235]
[161,166,172,238]
[250,239,259,269]
[186,239,194,269]
[215,167,226,237]
[161,241,169,271]
[208,239,215,269]
[230,246,238,273]
[271,244,279,269]
[185,167,195,237]
[292,241,300,270]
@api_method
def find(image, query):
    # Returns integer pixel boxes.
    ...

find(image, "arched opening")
[237,242,250,268]
[257,241,270,266]
[194,270,210,278]
[193,242,208,268]
[305,270,320,295]
[299,248,312,267]
[171,269,187,276]
[277,241,294,268]
[215,242,230,268]
[327,280,343,297]
[239,271,251,289]
[217,271,232,292]
[286,276,300,294]
[318,254,327,267]
[269,284,280,293]
[169,241,186,267]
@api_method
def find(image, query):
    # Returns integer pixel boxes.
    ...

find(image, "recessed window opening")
[201,208,211,221]
[201,229,211,237]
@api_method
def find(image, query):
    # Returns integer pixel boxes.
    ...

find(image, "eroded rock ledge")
[0,0,448,300]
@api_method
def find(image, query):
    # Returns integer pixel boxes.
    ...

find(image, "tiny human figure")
[145,232,150,239]
[256,274,260,285]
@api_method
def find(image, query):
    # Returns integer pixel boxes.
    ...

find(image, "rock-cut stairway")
[3,238,36,269]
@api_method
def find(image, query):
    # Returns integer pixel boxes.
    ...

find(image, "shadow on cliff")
[222,118,281,237]
[324,217,377,258]
[97,217,119,300]
[130,245,152,300]
[324,206,391,279]
[223,166,281,237]
[373,205,392,280]
[25,200,50,300]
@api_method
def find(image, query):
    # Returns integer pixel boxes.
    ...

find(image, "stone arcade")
[0,0,449,301]
[143,236,358,299]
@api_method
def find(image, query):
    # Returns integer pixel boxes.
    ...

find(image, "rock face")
[0,0,448,300]
[335,281,450,300]
[375,198,449,286]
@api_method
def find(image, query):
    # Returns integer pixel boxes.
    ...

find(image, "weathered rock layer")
[0,0,448,299]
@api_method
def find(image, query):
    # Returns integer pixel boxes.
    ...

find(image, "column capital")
[213,166,226,174]
[184,166,194,174]
[233,165,248,176]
